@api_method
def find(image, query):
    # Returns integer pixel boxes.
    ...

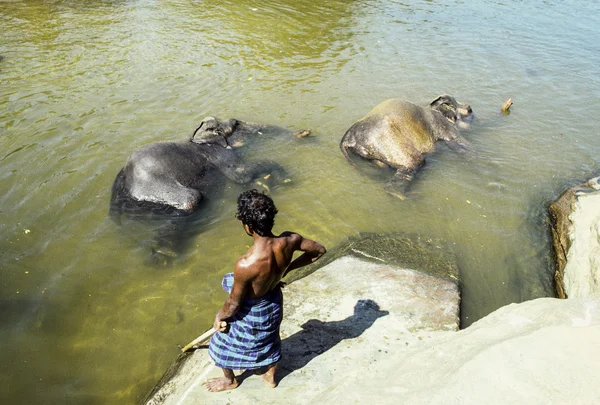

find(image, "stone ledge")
[315,294,600,405]
[143,250,460,405]
[145,293,600,405]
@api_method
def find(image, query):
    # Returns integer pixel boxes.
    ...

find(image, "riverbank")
[549,175,600,298]
[142,224,600,404]
[143,176,600,404]
[143,233,462,405]
[143,256,600,405]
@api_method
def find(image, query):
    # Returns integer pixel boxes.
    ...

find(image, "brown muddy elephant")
[340,95,474,197]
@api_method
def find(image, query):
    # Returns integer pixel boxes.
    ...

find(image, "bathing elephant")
[110,116,309,263]
[340,95,474,197]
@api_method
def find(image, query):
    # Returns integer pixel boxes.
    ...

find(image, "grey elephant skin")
[110,117,289,217]
[340,95,473,197]
[109,117,296,262]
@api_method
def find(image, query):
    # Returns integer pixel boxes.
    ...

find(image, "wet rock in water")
[548,175,600,298]
[292,129,311,138]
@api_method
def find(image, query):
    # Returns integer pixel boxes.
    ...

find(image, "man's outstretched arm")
[283,234,326,278]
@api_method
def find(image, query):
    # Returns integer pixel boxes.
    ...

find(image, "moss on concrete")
[284,232,459,285]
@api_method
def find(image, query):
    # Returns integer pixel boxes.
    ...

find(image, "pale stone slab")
[143,257,600,405]
[314,294,600,405]
[143,255,459,405]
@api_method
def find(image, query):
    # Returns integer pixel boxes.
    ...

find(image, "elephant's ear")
[211,136,230,148]
[429,94,454,108]
[429,95,444,107]
[191,118,229,147]
[430,95,457,123]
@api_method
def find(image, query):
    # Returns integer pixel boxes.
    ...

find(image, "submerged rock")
[284,232,459,284]
[549,175,600,298]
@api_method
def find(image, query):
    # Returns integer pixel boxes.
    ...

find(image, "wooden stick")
[501,98,513,113]
[180,322,226,353]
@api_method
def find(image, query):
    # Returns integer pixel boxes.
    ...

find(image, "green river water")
[1,0,600,403]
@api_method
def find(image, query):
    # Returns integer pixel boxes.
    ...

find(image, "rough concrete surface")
[144,257,600,405]
[318,294,600,405]
[143,255,460,405]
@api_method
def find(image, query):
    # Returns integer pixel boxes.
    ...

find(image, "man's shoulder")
[278,231,303,244]
[278,231,301,238]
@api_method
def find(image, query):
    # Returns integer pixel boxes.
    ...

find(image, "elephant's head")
[429,95,473,130]
[191,117,240,147]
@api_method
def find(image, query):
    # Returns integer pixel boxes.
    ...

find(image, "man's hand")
[213,320,227,332]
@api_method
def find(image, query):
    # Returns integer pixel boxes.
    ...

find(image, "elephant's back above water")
[126,142,216,184]
[354,99,437,153]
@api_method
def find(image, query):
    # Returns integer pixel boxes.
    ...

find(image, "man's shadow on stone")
[276,299,388,382]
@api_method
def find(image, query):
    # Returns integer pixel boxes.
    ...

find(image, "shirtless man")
[205,189,326,392]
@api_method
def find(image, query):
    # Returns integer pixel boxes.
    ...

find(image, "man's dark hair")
[236,189,278,236]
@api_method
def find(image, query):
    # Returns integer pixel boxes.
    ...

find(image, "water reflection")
[166,0,359,87]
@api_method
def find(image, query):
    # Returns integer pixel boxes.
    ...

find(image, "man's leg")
[205,368,239,392]
[259,363,278,388]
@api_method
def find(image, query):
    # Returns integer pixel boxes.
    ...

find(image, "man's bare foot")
[260,373,277,388]
[204,377,239,392]
[259,364,278,388]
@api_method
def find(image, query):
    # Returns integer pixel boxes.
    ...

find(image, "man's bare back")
[215,227,325,329]
[237,231,325,299]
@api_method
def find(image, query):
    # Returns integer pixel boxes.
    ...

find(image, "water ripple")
[2,0,600,404]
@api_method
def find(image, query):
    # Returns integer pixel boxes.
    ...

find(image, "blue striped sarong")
[208,273,283,370]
